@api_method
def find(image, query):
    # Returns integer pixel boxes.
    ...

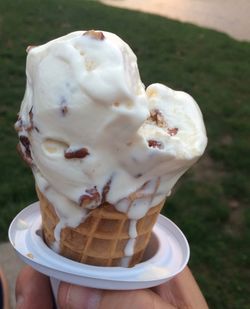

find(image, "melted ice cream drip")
[119,178,161,264]
[124,219,138,256]
[35,172,89,252]
[47,189,89,253]
[116,178,161,219]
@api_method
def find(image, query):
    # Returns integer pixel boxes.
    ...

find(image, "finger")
[153,267,208,309]
[16,266,54,309]
[58,282,175,309]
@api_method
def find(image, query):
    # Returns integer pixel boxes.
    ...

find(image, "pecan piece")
[83,30,105,40]
[135,173,142,178]
[19,135,32,158]
[79,187,101,208]
[17,142,32,166]
[101,178,112,203]
[167,128,178,136]
[148,139,163,149]
[149,109,166,127]
[27,107,34,131]
[61,105,68,116]
[64,147,89,159]
[60,97,68,116]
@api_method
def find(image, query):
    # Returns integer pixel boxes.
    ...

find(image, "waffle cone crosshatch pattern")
[38,187,165,267]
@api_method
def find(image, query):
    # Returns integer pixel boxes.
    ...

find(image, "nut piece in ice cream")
[15,30,207,267]
[83,30,105,40]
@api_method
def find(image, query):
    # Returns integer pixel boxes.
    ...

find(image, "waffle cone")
[37,188,165,267]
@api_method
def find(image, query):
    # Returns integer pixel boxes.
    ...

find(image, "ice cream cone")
[15,30,207,269]
[36,187,165,267]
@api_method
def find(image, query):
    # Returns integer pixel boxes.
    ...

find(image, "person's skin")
[16,266,208,309]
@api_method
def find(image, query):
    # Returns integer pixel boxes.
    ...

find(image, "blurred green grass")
[0,0,249,307]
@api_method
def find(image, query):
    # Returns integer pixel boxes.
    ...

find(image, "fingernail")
[66,285,102,309]
[16,294,24,308]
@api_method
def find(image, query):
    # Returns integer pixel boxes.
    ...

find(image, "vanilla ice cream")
[15,30,207,262]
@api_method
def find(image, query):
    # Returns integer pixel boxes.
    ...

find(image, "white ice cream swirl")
[15,30,207,260]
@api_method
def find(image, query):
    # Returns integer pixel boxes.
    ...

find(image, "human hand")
[16,266,208,308]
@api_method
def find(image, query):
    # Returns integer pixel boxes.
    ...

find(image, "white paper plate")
[9,202,189,290]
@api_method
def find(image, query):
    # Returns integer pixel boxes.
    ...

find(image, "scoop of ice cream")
[15,30,207,225]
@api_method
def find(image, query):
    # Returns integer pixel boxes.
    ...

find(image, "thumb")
[58,283,174,309]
